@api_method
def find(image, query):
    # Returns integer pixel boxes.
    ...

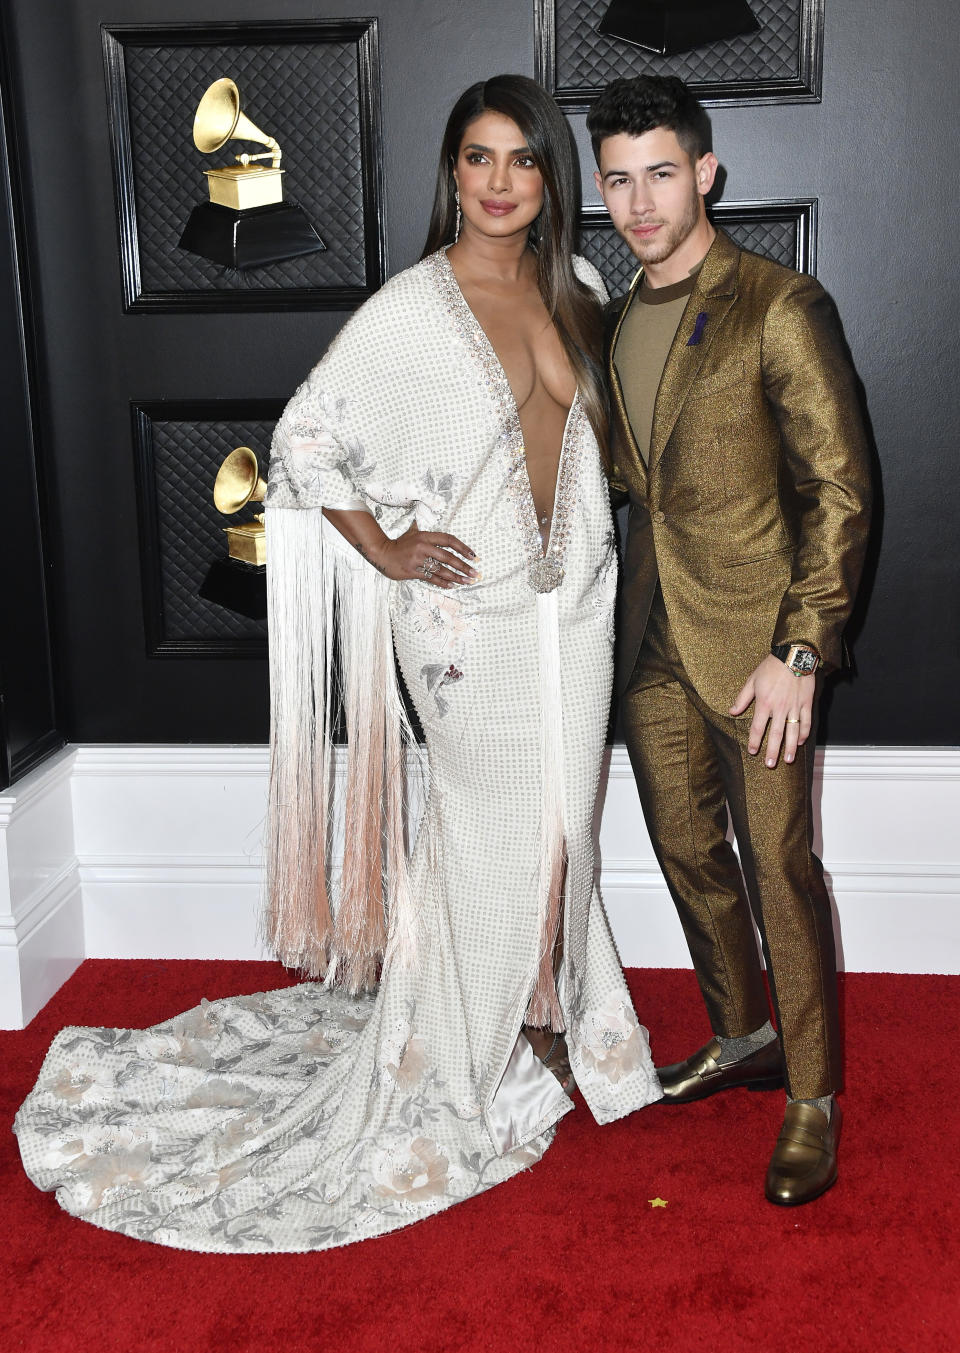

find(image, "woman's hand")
[323,510,478,588]
[378,522,478,589]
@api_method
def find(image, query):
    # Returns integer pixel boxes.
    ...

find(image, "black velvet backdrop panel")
[3,0,959,750]
[537,0,823,107]
[131,401,279,657]
[125,38,366,295]
[102,21,385,310]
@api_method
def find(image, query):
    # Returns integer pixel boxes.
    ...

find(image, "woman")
[14,76,660,1253]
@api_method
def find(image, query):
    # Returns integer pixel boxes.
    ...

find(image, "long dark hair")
[421,75,608,459]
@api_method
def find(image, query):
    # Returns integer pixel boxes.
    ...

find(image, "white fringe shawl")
[263,508,417,991]
[526,589,568,1033]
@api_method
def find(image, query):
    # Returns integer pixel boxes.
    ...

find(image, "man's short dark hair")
[586,75,712,165]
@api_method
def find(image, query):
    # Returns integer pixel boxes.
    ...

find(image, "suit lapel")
[607,267,648,496]
[648,231,740,472]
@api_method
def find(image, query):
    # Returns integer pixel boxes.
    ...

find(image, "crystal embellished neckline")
[428,248,582,594]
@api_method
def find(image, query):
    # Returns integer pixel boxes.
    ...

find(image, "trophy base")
[223,522,266,567]
[178,200,326,270]
[199,557,266,620]
[598,0,759,56]
[204,165,284,211]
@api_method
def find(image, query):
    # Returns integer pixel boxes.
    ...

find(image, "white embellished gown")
[14,250,661,1253]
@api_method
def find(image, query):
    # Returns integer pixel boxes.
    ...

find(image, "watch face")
[789,647,820,676]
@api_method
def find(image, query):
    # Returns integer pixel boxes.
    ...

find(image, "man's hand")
[729,655,815,767]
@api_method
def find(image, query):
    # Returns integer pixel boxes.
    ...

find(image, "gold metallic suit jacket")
[605,230,872,711]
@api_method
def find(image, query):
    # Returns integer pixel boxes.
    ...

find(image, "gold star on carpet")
[648,1197,668,1208]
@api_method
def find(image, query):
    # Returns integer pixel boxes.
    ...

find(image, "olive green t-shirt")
[613,270,698,464]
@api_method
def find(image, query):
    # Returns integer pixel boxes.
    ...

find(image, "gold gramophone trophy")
[213,446,267,566]
[178,78,325,269]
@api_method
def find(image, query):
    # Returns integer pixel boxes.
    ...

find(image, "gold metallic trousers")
[621,587,841,1101]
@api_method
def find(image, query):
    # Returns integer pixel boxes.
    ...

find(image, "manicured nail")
[766,758,775,767]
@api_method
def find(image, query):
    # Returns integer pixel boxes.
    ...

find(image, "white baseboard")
[0,750,84,1027]
[73,745,274,971]
[1,743,957,1027]
[81,862,266,962]
[597,858,960,975]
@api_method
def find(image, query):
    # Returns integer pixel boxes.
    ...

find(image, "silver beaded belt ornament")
[528,556,565,593]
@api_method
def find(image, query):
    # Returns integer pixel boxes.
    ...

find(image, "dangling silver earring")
[454,188,462,243]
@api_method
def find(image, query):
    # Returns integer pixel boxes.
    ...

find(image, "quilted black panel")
[540,0,822,105]
[105,24,383,306]
[580,221,643,299]
[579,203,811,297]
[723,216,797,265]
[135,404,282,654]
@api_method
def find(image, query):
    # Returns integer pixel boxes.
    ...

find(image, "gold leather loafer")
[656,1036,784,1104]
[765,1100,841,1206]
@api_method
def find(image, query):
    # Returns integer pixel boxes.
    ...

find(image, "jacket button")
[652,509,666,523]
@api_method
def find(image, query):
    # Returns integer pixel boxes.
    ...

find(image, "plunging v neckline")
[432,249,581,589]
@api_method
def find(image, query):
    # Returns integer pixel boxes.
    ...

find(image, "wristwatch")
[771,642,821,677]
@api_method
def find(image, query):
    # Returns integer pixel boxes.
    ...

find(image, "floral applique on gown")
[13,251,661,1253]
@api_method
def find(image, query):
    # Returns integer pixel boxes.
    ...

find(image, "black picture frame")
[535,0,825,111]
[0,14,63,786]
[132,399,282,658]
[102,20,386,313]
[578,197,818,298]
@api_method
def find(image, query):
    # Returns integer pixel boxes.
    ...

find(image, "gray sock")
[715,1019,777,1066]
[790,1093,834,1121]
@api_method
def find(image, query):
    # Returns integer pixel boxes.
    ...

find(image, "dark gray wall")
[4,0,958,754]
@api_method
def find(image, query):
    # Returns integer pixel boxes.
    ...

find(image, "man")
[587,76,871,1205]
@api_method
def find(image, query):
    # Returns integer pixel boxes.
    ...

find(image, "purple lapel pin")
[687,311,709,346]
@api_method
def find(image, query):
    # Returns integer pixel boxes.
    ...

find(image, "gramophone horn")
[193,78,281,168]
[213,446,267,515]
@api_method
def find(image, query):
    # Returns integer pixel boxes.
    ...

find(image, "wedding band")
[785,718,800,724]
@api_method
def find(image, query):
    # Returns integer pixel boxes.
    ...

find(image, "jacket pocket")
[723,543,794,567]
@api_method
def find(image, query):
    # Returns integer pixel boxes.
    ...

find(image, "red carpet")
[1,962,957,1353]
